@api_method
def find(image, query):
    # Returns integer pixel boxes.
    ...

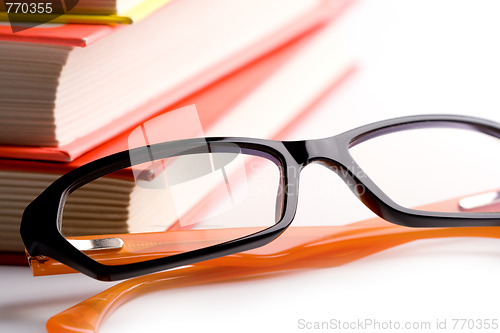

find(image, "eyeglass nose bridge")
[288,136,373,208]
[284,135,349,165]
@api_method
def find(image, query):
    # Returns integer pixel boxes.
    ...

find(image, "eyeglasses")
[20,114,500,281]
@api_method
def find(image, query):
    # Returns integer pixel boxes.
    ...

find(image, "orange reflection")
[46,218,500,333]
[41,194,500,332]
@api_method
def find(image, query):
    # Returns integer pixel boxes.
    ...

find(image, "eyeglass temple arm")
[46,220,500,333]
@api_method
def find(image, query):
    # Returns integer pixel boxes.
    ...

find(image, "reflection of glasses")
[47,214,500,332]
[21,115,500,281]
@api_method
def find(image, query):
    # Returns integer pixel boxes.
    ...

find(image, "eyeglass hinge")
[27,255,49,263]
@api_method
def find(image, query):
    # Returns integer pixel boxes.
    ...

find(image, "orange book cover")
[0,0,350,162]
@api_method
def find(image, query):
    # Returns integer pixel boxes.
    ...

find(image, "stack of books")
[0,0,354,263]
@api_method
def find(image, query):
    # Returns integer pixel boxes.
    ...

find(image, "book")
[0,0,342,158]
[0,18,353,261]
[0,0,173,25]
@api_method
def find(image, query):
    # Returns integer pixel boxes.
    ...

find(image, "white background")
[3,1,500,332]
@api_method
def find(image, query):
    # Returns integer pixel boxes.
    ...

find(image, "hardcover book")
[0,0,345,160]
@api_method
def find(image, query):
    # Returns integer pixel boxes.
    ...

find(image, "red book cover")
[0,21,119,46]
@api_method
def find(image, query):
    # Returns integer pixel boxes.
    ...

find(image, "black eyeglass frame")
[20,114,500,281]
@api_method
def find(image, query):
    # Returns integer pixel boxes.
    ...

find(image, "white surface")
[3,1,500,332]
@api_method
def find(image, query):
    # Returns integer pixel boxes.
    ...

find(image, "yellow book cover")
[0,0,172,25]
